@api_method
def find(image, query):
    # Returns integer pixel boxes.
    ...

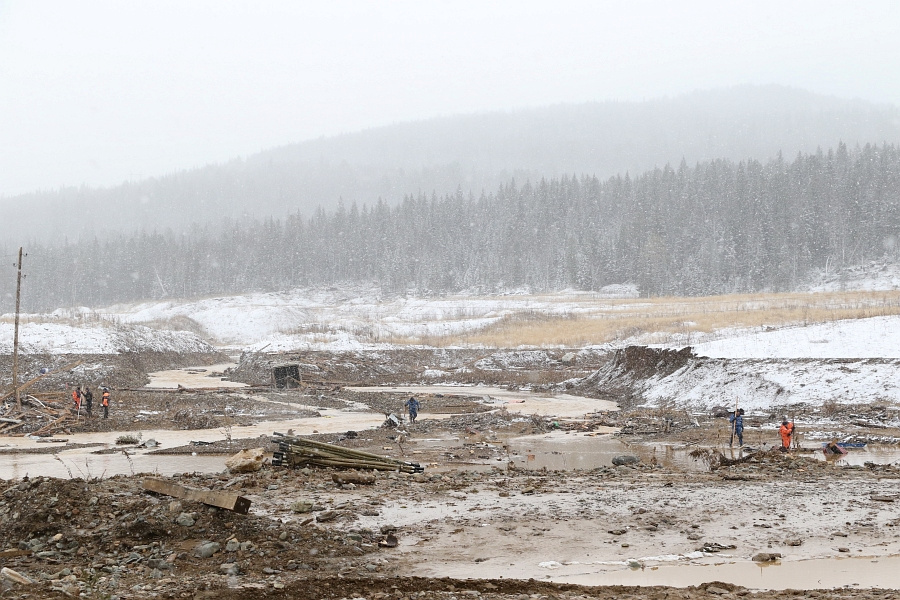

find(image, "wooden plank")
[143,478,251,514]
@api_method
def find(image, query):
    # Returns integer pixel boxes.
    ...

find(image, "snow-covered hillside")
[0,320,216,355]
[106,286,633,351]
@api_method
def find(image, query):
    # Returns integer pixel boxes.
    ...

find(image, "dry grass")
[423,290,900,348]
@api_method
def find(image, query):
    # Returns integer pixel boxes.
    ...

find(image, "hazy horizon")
[3,1,900,196]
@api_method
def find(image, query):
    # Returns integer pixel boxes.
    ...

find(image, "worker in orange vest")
[71,387,82,412]
[101,388,110,419]
[779,417,794,452]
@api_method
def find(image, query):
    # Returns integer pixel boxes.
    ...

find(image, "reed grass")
[424,290,900,348]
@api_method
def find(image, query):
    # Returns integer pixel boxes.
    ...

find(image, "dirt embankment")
[228,348,608,388]
[573,346,695,408]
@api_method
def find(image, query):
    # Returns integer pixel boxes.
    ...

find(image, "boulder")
[193,541,221,559]
[225,448,265,473]
[612,455,640,466]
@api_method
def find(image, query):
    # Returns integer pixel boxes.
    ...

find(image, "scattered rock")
[316,510,339,523]
[193,541,221,559]
[612,455,640,466]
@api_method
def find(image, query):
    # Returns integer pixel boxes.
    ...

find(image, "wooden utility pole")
[11,247,23,410]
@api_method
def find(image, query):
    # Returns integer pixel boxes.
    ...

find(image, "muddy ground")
[3,348,900,598]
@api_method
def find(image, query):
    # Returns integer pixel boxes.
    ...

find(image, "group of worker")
[728,408,795,451]
[71,385,110,419]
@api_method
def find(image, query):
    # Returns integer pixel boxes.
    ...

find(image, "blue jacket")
[728,414,743,433]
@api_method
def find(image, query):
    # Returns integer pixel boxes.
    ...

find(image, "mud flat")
[5,355,900,598]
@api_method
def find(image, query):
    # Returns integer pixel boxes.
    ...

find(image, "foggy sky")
[2,0,900,197]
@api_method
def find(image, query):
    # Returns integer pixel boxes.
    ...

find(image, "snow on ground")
[641,315,900,411]
[0,320,216,354]
[686,316,900,359]
[806,260,900,292]
[104,286,623,351]
[640,356,900,412]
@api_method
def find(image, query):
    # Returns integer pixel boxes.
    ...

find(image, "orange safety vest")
[72,389,81,407]
[102,391,109,407]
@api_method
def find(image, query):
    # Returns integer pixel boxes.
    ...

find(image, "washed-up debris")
[333,471,376,485]
[871,495,896,502]
[700,542,736,553]
[272,432,424,473]
[382,413,403,428]
[0,566,33,584]
[143,477,252,514]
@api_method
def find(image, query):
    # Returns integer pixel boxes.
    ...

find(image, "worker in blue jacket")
[729,408,745,446]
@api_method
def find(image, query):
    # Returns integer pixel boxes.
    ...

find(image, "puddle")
[347,385,618,418]
[145,362,247,389]
[545,555,900,590]
[811,444,900,467]
[506,431,708,471]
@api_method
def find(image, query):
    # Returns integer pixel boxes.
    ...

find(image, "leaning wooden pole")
[11,247,23,411]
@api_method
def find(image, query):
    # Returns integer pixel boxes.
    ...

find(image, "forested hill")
[6,143,900,312]
[4,85,900,243]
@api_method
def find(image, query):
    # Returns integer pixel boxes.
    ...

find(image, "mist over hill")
[4,85,900,244]
[5,141,900,312]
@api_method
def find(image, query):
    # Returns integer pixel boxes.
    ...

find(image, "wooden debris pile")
[0,360,84,436]
[272,432,424,473]
[0,392,77,436]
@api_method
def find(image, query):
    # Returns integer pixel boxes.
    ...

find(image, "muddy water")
[547,555,900,590]
[506,431,708,471]
[145,363,247,389]
[0,408,385,480]
[0,363,388,480]
[347,385,618,418]
[813,444,900,466]
[0,450,228,480]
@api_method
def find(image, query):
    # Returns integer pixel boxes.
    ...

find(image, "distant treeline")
[4,85,900,245]
[4,142,900,311]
